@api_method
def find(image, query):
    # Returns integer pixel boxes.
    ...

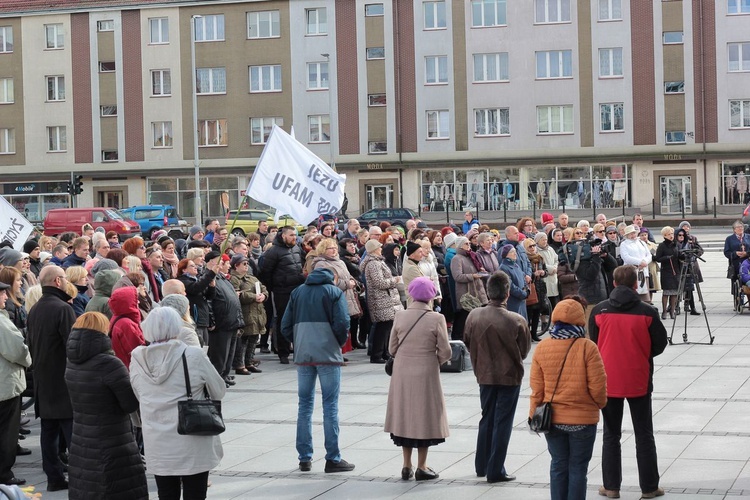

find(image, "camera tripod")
[669,254,714,345]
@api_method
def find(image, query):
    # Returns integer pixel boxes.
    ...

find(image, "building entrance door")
[99,190,123,209]
[660,176,692,214]
[366,184,393,210]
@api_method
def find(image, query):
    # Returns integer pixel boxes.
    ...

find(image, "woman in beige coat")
[385,277,452,482]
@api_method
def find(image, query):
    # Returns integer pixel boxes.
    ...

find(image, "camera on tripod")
[677,248,703,263]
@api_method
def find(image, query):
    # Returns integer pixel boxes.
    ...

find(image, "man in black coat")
[209,254,243,385]
[259,226,305,364]
[26,266,76,492]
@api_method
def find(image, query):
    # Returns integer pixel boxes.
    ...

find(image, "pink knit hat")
[408,276,437,303]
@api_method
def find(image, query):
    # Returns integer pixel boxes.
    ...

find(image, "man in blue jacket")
[281,268,355,475]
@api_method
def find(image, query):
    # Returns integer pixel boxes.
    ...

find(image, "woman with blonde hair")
[38,235,57,253]
[65,311,147,499]
[65,266,90,317]
[24,284,42,313]
[0,267,27,335]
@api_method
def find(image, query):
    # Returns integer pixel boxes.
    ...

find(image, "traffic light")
[74,175,84,195]
[65,182,74,196]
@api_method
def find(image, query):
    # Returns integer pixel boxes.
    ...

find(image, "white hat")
[443,232,458,249]
[623,224,638,236]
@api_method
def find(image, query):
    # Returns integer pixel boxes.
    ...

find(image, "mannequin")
[548,179,558,209]
[603,174,613,207]
[454,180,463,209]
[469,177,479,208]
[739,171,749,205]
[429,181,438,211]
[593,175,601,207]
[503,177,514,204]
[726,173,737,204]
[489,179,500,210]
[536,178,546,208]
[577,177,585,207]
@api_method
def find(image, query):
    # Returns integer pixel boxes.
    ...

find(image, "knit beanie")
[408,276,437,303]
[365,239,382,254]
[23,240,40,254]
[541,212,554,225]
[0,248,23,267]
[551,299,586,327]
[443,232,458,249]
[91,258,119,276]
[500,244,514,259]
[188,225,202,238]
[534,232,547,244]
[161,294,190,316]
[406,241,421,256]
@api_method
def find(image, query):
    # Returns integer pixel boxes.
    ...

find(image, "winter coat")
[575,255,608,305]
[557,261,579,298]
[86,270,120,319]
[280,268,349,365]
[383,244,402,277]
[65,327,147,500]
[538,245,560,298]
[259,232,305,295]
[26,286,76,419]
[589,285,668,397]
[0,310,31,402]
[229,270,268,335]
[385,302,451,439]
[655,239,680,292]
[444,247,458,309]
[360,253,403,323]
[475,247,500,275]
[312,255,361,317]
[450,250,488,311]
[72,283,91,317]
[529,337,607,425]
[109,287,145,369]
[177,269,216,327]
[29,257,43,277]
[130,342,225,476]
[497,238,531,277]
[741,258,750,285]
[724,232,750,273]
[62,252,88,269]
[499,258,528,319]
[338,244,362,281]
[620,238,652,277]
[464,300,531,386]
[212,273,243,332]
[418,252,442,301]
[4,298,26,336]
[402,257,426,307]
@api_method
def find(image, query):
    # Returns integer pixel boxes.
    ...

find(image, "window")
[247,10,280,39]
[535,0,571,23]
[368,94,386,106]
[665,81,685,93]
[46,76,65,101]
[471,0,507,27]
[537,105,573,134]
[194,14,225,42]
[730,100,750,128]
[198,119,228,146]
[729,42,750,72]
[0,78,13,103]
[599,48,623,77]
[306,8,327,35]
[368,141,387,154]
[728,0,750,14]
[424,1,446,29]
[196,67,226,94]
[365,4,384,16]
[536,50,573,78]
[475,108,510,136]
[149,18,169,44]
[473,52,509,82]
[45,24,64,49]
[0,26,13,53]
[307,62,329,90]
[309,115,330,143]
[425,56,448,84]
[665,131,686,144]
[151,70,171,96]
[97,20,114,32]
[152,121,173,147]
[427,110,449,139]
[663,32,683,44]
[102,150,118,162]
[600,103,624,131]
[250,117,282,144]
[0,128,14,154]
[366,47,385,60]
[100,105,117,117]
[99,61,116,72]
[249,65,282,92]
[47,126,67,152]
[598,0,622,20]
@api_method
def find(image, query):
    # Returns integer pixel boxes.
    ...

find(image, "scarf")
[459,248,485,273]
[251,245,263,260]
[549,322,586,339]
[162,251,179,278]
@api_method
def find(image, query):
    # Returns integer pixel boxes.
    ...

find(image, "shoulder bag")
[385,311,428,376]
[177,351,226,436]
[459,277,483,311]
[528,338,578,435]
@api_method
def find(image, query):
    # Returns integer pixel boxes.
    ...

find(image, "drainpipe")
[698,0,708,213]
[393,1,404,208]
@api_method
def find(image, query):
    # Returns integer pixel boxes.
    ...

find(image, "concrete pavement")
[13,235,750,499]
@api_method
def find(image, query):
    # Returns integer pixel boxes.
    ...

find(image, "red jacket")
[108,287,145,368]
[589,285,668,398]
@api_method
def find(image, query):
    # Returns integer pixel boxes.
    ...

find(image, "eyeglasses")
[595,230,605,234]
[574,231,584,235]
[528,244,536,248]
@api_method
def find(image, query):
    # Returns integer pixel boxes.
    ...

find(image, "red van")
[43,208,141,240]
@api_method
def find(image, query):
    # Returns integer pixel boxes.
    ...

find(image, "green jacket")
[229,270,268,335]
[85,270,120,319]
[0,310,32,401]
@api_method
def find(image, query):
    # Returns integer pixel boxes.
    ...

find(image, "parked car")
[224,209,304,236]
[357,207,418,226]
[118,205,188,240]
[44,208,141,240]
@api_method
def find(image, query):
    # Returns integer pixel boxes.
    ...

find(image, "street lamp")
[321,53,336,172]
[191,15,202,223]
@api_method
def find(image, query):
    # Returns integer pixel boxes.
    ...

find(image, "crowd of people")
[0,208,740,499]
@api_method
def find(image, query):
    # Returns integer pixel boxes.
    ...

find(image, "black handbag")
[529,338,578,435]
[385,311,428,376]
[177,351,225,436]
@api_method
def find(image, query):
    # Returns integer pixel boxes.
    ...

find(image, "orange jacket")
[529,337,607,425]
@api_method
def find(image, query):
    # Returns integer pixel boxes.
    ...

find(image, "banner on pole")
[245,125,345,225]
[0,197,34,250]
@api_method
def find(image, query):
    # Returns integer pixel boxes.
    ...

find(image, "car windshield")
[107,209,123,220]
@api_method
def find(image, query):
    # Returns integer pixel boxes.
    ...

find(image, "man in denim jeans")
[281,268,355,473]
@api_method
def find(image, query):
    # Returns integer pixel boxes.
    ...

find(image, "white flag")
[245,125,345,226]
[0,197,34,251]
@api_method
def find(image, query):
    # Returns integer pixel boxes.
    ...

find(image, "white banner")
[0,197,34,250]
[245,125,346,225]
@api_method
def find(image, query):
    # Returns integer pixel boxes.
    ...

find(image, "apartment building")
[0,0,749,223]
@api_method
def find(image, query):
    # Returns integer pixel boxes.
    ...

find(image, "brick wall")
[335,0,360,155]
[692,0,718,144]
[393,0,416,152]
[630,1,656,145]
[71,12,93,163]
[122,10,144,161]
